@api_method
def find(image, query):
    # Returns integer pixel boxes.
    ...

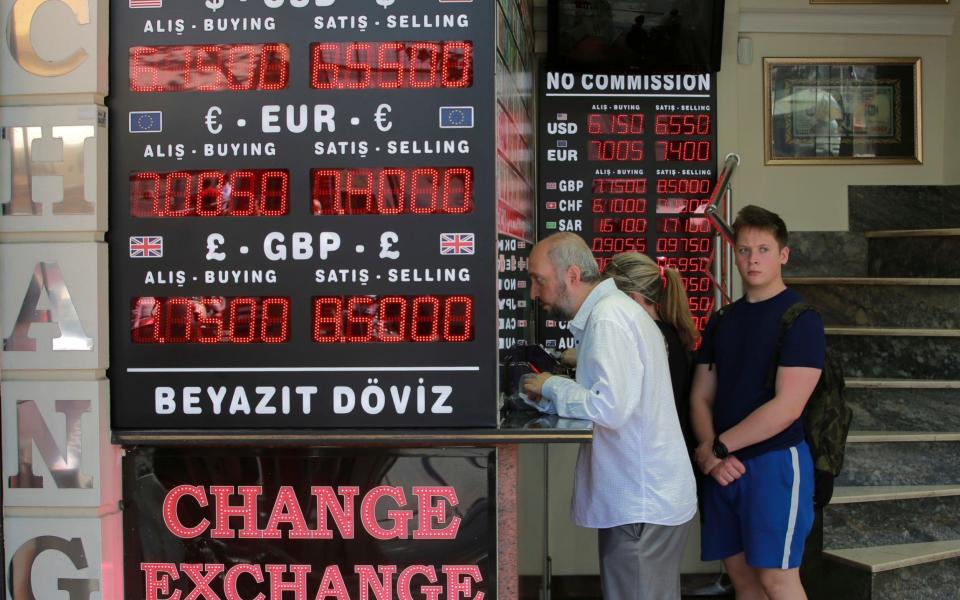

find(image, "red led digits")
[655,140,711,162]
[591,178,646,195]
[591,197,647,214]
[131,297,290,343]
[656,237,713,254]
[658,257,711,273]
[688,296,715,313]
[659,198,709,215]
[586,113,644,135]
[593,218,648,234]
[130,170,289,217]
[654,114,711,135]
[588,140,644,162]
[655,179,712,196]
[591,237,647,254]
[129,43,289,92]
[683,276,712,293]
[656,216,711,234]
[311,167,472,215]
[311,295,474,343]
[310,41,473,90]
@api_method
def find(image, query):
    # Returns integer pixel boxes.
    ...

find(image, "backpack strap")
[764,301,818,389]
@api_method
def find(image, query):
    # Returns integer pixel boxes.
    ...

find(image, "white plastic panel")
[0,242,107,370]
[4,515,108,599]
[0,105,107,233]
[1,380,118,508]
[0,0,107,95]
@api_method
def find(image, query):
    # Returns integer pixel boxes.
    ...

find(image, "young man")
[690,206,825,600]
[522,232,696,600]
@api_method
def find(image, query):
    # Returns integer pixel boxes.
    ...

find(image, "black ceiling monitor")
[548,0,726,72]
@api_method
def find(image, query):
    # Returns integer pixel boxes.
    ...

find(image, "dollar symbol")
[376,0,395,8]
[206,0,225,11]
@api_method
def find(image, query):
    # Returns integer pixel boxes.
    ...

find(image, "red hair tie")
[659,265,667,289]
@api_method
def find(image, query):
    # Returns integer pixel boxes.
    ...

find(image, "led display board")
[538,70,718,350]
[109,1,497,430]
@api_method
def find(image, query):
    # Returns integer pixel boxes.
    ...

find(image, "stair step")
[847,431,960,443]
[849,185,960,232]
[866,232,960,277]
[823,489,960,550]
[846,378,960,389]
[824,539,960,573]
[785,231,868,277]
[865,228,960,238]
[845,385,960,432]
[838,441,960,487]
[832,485,960,504]
[826,327,960,337]
[788,281,960,328]
[788,276,960,285]
[827,332,960,379]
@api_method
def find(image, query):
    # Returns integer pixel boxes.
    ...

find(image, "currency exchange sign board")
[109,0,497,430]
[537,70,718,351]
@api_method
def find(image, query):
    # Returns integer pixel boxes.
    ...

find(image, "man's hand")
[521,372,553,399]
[559,348,578,368]
[709,456,746,486]
[694,439,718,474]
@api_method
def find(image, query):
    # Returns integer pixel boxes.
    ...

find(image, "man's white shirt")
[541,279,697,528]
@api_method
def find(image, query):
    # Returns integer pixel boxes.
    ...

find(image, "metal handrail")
[707,153,740,307]
[706,153,740,244]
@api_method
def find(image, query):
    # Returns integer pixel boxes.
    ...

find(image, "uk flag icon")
[130,236,163,258]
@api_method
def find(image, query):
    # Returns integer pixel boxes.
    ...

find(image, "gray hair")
[544,233,602,283]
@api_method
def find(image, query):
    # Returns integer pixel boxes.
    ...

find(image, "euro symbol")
[374,103,393,132]
[205,106,223,135]
[376,0,395,7]
[206,0,225,11]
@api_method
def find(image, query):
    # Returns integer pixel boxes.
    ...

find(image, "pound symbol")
[379,231,399,260]
[206,233,226,261]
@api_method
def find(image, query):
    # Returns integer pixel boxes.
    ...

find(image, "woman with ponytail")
[561,251,699,449]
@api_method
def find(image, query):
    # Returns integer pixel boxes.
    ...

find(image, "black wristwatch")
[712,436,729,459]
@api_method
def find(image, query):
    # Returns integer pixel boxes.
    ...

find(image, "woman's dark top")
[656,320,695,451]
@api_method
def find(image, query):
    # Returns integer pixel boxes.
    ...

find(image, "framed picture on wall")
[763,57,922,164]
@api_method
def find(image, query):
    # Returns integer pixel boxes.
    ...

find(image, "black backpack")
[713,301,852,507]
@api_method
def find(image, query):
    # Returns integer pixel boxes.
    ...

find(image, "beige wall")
[946,7,960,184]
[520,0,960,578]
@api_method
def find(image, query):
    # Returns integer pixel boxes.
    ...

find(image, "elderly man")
[522,233,696,600]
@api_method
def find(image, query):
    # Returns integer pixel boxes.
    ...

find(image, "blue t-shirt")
[697,287,825,459]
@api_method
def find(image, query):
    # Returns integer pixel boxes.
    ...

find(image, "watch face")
[713,438,728,459]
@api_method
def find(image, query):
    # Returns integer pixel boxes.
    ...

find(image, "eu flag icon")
[129,111,162,133]
[439,106,474,129]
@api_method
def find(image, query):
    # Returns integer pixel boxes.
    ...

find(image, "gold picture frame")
[763,57,922,165]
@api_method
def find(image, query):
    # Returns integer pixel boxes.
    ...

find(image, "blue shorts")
[700,441,814,569]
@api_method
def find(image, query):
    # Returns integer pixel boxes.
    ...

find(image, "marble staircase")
[784,185,960,599]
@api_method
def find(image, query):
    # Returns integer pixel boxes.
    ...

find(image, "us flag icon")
[130,236,163,258]
[440,232,475,255]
